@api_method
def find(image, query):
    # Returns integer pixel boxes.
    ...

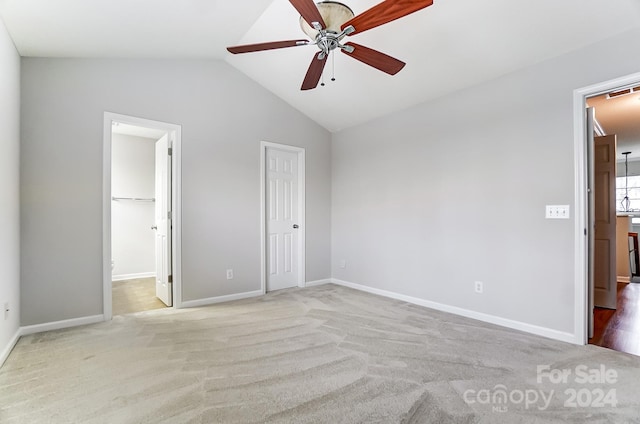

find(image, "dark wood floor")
[589,282,640,356]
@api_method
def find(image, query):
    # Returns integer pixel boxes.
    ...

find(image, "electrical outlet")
[4,302,9,320]
[226,269,233,280]
[474,281,484,294]
[340,260,346,269]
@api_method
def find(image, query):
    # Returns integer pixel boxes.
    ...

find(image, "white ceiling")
[2,0,640,132]
[0,0,271,58]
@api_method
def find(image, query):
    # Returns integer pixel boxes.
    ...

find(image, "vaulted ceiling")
[2,0,640,132]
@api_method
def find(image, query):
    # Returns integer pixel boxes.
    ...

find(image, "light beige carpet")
[112,277,166,315]
[1,284,639,423]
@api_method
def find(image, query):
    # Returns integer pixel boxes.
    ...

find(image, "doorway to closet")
[103,113,182,319]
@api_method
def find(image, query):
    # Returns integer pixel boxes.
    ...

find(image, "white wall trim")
[103,114,113,321]
[112,272,156,282]
[260,141,306,294]
[103,112,183,322]
[331,279,577,344]
[305,279,332,287]
[181,290,264,308]
[20,315,105,336]
[171,127,183,309]
[572,72,640,346]
[0,329,21,368]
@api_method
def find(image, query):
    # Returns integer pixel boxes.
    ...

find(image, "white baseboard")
[330,279,578,344]
[617,275,630,283]
[305,279,332,287]
[0,329,21,368]
[181,290,264,308]
[20,314,105,336]
[3,314,107,366]
[112,272,155,282]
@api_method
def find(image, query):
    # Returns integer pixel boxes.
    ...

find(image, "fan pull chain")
[331,50,336,82]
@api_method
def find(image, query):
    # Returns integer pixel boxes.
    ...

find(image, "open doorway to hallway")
[586,86,640,356]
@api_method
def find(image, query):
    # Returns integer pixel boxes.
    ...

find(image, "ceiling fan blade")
[301,52,328,90]
[341,42,405,75]
[289,0,326,29]
[227,40,310,54]
[341,0,433,35]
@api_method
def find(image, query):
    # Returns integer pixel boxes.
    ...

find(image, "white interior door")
[155,134,172,306]
[266,148,300,291]
[593,133,617,311]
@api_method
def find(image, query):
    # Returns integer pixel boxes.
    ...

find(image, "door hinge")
[168,275,173,283]
[167,211,172,220]
[168,147,172,156]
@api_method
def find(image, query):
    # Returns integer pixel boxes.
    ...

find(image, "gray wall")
[111,133,156,278]
[20,58,331,325]
[331,27,640,335]
[0,17,20,358]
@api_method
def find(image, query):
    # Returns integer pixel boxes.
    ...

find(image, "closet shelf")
[112,196,155,202]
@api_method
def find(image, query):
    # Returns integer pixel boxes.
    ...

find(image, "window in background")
[616,175,640,212]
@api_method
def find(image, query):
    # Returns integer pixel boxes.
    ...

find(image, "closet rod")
[111,196,155,202]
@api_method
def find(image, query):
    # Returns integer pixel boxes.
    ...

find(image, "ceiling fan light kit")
[299,1,355,40]
[227,0,434,90]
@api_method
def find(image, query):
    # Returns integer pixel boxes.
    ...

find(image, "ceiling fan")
[227,0,434,90]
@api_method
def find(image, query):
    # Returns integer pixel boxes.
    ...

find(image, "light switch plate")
[546,205,570,219]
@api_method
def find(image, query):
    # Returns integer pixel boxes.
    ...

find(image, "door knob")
[293,224,299,229]
[151,225,157,230]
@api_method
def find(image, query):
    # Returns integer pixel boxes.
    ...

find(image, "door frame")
[260,141,306,293]
[103,112,183,320]
[573,71,640,344]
